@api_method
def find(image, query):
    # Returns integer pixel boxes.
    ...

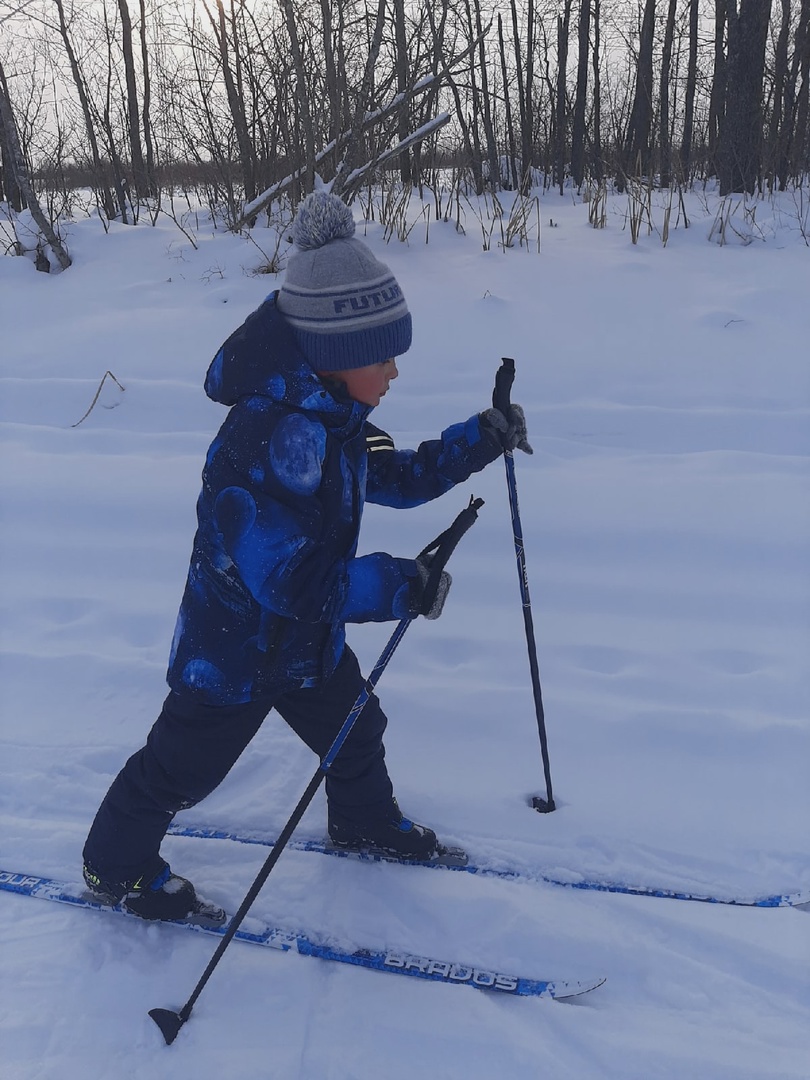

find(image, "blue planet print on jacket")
[167,292,502,705]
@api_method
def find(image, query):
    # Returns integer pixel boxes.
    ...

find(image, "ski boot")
[83,860,226,927]
[328,800,468,867]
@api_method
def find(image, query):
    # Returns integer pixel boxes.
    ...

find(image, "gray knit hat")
[277,192,412,372]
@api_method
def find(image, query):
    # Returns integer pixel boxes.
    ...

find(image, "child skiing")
[82,191,531,923]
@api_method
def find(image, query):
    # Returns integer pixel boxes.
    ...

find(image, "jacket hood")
[204,292,365,424]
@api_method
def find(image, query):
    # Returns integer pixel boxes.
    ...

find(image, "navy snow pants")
[82,648,394,886]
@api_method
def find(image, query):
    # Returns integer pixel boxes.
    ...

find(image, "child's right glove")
[479,404,533,454]
[412,555,452,620]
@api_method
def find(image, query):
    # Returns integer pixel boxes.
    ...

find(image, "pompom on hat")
[277,191,412,372]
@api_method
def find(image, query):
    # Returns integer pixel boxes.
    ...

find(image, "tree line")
[0,0,808,253]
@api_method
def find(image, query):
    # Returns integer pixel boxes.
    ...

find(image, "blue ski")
[167,822,810,910]
[0,869,605,1000]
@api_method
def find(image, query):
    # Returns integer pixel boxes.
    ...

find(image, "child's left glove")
[412,556,452,620]
[479,404,533,454]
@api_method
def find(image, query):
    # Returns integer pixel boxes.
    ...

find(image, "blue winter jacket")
[167,292,502,705]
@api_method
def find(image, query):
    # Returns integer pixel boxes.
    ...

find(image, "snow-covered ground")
[1,189,808,1079]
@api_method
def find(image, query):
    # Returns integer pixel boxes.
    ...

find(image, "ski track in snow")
[1,192,809,1079]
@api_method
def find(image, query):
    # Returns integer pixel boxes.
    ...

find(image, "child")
[82,192,531,924]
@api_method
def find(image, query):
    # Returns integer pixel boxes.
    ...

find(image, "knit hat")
[277,191,412,372]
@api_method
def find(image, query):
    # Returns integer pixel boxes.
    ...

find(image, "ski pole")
[493,358,555,813]
[149,495,485,1045]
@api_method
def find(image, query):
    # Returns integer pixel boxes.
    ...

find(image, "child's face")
[329,358,398,407]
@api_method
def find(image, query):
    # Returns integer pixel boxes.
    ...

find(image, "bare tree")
[318,0,342,181]
[591,0,602,179]
[774,0,810,187]
[570,0,592,188]
[116,0,148,196]
[510,0,535,192]
[709,0,728,172]
[2,0,808,243]
[451,0,486,194]
[392,0,413,185]
[53,0,117,219]
[0,48,23,211]
[203,0,258,206]
[554,0,572,192]
[621,0,657,182]
[718,0,770,193]
[331,0,387,197]
[471,0,499,189]
[790,0,810,184]
[137,0,155,196]
[412,0,449,193]
[658,0,678,187]
[498,13,519,188]
[679,0,699,180]
[0,58,71,268]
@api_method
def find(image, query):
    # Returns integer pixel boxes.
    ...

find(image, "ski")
[167,822,810,910]
[0,869,605,1000]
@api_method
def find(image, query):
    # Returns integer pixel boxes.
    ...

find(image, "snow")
[1,189,809,1078]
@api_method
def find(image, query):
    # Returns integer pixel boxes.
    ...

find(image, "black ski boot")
[328,800,467,866]
[83,861,226,927]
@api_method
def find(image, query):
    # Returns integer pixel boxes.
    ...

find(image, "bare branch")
[339,113,452,202]
[71,372,126,428]
[235,25,489,229]
[0,0,38,27]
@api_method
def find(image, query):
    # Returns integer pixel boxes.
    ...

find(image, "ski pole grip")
[416,495,485,614]
[493,357,516,414]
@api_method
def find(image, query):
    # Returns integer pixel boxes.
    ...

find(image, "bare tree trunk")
[0,67,24,213]
[591,0,602,180]
[718,0,770,193]
[511,0,534,192]
[101,0,131,222]
[498,14,519,189]
[414,0,449,190]
[791,0,810,183]
[319,0,341,181]
[768,0,791,188]
[770,0,805,188]
[336,1,351,133]
[679,0,699,180]
[535,20,557,180]
[392,0,412,186]
[53,0,117,218]
[137,0,156,197]
[209,0,257,206]
[570,0,591,188]
[622,0,656,180]
[471,0,499,190]
[709,0,728,172]
[440,7,484,196]
[0,59,71,269]
[452,0,486,193]
[229,0,251,182]
[116,0,148,197]
[555,0,572,192]
[0,104,24,211]
[658,0,677,187]
[524,0,535,188]
[102,105,130,223]
[331,0,387,198]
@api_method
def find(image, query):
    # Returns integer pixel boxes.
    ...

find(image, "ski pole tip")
[149,1007,186,1045]
[530,795,556,814]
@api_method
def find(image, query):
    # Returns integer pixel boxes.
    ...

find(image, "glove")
[413,555,452,620]
[480,404,533,454]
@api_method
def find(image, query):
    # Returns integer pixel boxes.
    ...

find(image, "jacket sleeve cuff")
[340,555,419,623]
